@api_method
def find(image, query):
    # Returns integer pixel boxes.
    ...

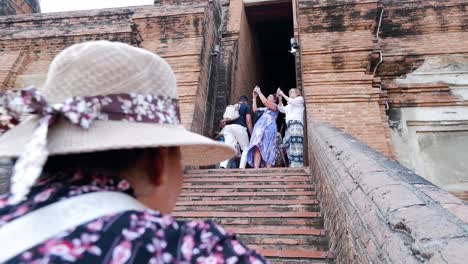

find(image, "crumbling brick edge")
[308,121,468,263]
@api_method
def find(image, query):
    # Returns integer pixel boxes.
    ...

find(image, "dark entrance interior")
[245,1,296,133]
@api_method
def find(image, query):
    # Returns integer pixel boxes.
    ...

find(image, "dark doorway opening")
[245,1,296,133]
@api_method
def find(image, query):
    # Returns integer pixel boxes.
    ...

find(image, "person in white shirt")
[219,95,253,168]
[277,88,305,167]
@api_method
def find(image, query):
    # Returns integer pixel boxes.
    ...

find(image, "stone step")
[269,260,331,264]
[254,248,333,260]
[175,204,320,212]
[184,172,310,178]
[184,177,310,182]
[239,234,328,251]
[231,227,326,236]
[253,243,329,252]
[179,218,325,229]
[180,167,332,262]
[176,199,319,206]
[181,187,313,193]
[182,183,314,189]
[175,217,324,229]
[173,211,321,218]
[179,191,316,197]
[186,167,309,175]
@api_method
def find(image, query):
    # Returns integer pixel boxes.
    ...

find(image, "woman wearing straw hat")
[0,41,268,263]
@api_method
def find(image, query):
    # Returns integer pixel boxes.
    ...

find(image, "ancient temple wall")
[222,0,262,104]
[308,121,468,263]
[296,0,468,199]
[0,10,138,90]
[296,0,394,157]
[230,6,261,102]
[378,0,468,199]
[0,3,221,135]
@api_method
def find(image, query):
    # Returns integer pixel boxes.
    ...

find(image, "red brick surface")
[308,121,468,263]
[297,0,468,159]
[297,0,394,157]
[0,3,220,135]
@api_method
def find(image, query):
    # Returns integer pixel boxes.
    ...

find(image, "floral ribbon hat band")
[0,87,181,204]
[0,41,235,204]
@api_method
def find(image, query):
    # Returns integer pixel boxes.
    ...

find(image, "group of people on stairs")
[217,85,305,169]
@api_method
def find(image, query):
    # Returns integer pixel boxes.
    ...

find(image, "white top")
[278,96,305,124]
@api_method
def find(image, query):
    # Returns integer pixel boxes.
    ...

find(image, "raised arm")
[255,86,277,111]
[252,90,258,113]
[278,89,304,105]
[278,89,291,102]
[277,93,286,114]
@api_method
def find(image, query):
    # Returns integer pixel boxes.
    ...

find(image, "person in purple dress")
[246,86,279,168]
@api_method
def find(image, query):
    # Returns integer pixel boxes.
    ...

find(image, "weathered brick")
[369,184,425,216]
[388,205,465,241]
[381,235,420,264]
[432,237,468,264]
[357,171,400,194]
[310,122,468,263]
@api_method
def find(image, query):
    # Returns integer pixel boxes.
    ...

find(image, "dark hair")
[43,148,159,174]
[239,95,248,103]
[269,94,279,104]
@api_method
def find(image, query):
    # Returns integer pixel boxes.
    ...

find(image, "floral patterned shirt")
[0,169,268,264]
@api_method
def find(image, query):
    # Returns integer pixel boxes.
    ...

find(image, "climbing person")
[0,41,268,263]
[219,95,253,169]
[245,86,279,168]
[277,87,305,167]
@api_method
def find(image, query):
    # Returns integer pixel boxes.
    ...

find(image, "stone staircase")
[175,167,334,263]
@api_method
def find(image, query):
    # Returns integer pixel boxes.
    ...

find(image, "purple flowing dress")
[246,107,279,167]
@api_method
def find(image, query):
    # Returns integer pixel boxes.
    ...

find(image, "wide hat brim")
[0,116,235,166]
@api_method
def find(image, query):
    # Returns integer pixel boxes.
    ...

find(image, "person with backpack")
[0,41,268,263]
[219,95,253,169]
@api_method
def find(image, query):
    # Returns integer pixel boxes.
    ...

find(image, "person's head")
[219,119,226,129]
[0,41,235,210]
[288,88,301,99]
[239,95,249,103]
[267,94,278,104]
[44,147,183,213]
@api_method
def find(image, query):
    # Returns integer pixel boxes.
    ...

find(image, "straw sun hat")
[0,41,235,202]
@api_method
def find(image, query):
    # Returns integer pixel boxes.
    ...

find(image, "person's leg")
[219,126,237,168]
[288,122,304,167]
[232,125,250,169]
[283,125,293,167]
[254,148,262,168]
[239,150,249,168]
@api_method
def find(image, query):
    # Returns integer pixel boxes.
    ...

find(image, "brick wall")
[297,0,395,157]
[212,0,262,132]
[0,3,221,135]
[377,0,468,107]
[308,121,468,263]
[297,0,467,162]
[230,7,261,102]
